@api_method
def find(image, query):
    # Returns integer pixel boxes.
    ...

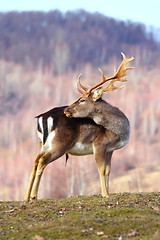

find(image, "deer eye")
[79,98,86,103]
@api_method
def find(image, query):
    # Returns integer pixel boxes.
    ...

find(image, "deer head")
[64,53,134,118]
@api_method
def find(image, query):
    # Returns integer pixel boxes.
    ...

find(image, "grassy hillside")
[0,193,160,240]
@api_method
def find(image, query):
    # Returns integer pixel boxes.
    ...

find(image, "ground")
[0,193,160,240]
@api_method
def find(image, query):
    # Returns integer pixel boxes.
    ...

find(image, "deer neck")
[90,99,108,125]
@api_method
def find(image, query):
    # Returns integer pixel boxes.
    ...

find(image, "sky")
[0,0,160,29]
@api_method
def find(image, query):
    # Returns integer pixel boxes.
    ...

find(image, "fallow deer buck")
[24,53,134,202]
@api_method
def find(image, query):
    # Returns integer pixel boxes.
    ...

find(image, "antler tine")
[85,68,110,94]
[112,52,134,79]
[103,79,125,92]
[76,74,88,94]
[103,52,134,92]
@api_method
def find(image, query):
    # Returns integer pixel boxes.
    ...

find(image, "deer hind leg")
[24,152,51,202]
[30,152,52,201]
[24,144,68,201]
[24,153,42,202]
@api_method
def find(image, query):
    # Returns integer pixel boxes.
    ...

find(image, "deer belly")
[68,142,93,156]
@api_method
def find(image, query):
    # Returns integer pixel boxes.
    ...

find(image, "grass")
[0,193,160,240]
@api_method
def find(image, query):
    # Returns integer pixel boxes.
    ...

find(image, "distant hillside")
[0,10,159,73]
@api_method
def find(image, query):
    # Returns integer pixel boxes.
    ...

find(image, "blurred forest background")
[0,10,160,200]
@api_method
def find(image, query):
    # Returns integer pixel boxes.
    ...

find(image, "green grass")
[0,193,160,239]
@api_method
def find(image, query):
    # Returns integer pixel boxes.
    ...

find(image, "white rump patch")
[37,130,43,143]
[68,142,93,156]
[41,130,56,153]
[38,117,43,133]
[47,117,54,133]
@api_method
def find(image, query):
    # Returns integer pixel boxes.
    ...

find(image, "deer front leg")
[94,144,113,197]
[104,152,113,197]
[98,152,113,197]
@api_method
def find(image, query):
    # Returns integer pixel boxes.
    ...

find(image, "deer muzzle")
[64,107,74,118]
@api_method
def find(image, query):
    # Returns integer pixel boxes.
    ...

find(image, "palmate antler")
[76,53,134,96]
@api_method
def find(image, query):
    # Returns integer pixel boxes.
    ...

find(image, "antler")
[103,52,134,92]
[76,52,134,95]
[76,74,88,94]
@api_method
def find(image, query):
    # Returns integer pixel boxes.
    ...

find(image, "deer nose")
[64,107,74,117]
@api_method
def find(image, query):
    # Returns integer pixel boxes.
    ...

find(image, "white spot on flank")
[38,117,43,133]
[47,117,54,133]
[41,130,56,153]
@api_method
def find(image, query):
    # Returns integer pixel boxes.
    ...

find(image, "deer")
[24,53,134,202]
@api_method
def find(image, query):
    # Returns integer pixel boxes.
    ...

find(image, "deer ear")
[92,87,103,101]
